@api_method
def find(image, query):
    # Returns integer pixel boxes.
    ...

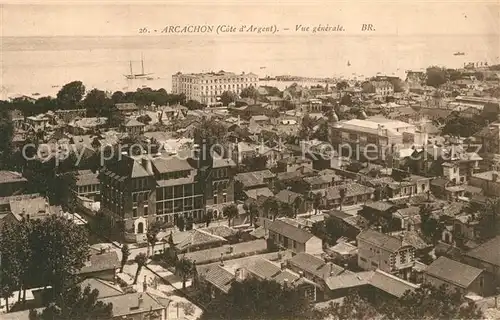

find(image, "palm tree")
[176,257,194,289]
[133,253,148,285]
[249,203,259,227]
[293,197,303,217]
[146,221,162,257]
[339,187,346,211]
[223,204,239,227]
[120,244,130,273]
[310,192,322,214]
[280,202,294,218]
[264,198,279,220]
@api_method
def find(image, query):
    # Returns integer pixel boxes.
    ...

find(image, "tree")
[298,114,315,141]
[311,192,323,214]
[381,283,483,319]
[1,216,89,306]
[336,81,349,91]
[313,121,330,142]
[220,91,238,106]
[426,66,447,88]
[30,216,90,297]
[205,278,313,320]
[241,155,268,171]
[316,290,378,320]
[83,89,110,117]
[223,204,239,227]
[240,86,259,104]
[293,196,303,217]
[0,221,22,311]
[339,187,346,210]
[146,222,162,256]
[137,114,152,125]
[193,116,227,146]
[120,244,130,273]
[175,257,194,289]
[29,284,113,320]
[57,81,86,107]
[0,109,14,169]
[205,210,213,227]
[419,205,444,244]
[185,216,194,231]
[185,99,204,110]
[243,202,259,227]
[263,197,279,220]
[133,253,148,285]
[475,198,500,241]
[176,215,185,232]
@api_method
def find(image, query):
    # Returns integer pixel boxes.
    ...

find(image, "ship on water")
[453,52,465,56]
[347,60,351,66]
[125,54,153,80]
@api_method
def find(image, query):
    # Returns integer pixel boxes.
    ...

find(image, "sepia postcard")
[0,1,500,319]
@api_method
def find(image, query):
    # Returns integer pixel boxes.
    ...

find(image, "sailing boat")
[125,54,153,79]
[347,61,351,67]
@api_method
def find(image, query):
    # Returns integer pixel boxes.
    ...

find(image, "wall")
[469,177,500,197]
[305,237,323,255]
[357,239,394,272]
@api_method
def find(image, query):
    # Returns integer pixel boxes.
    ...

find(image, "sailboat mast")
[129,61,133,76]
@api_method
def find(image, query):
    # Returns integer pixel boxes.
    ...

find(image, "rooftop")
[425,256,483,288]
[268,220,316,244]
[0,171,27,184]
[79,251,119,274]
[357,229,404,252]
[465,235,500,267]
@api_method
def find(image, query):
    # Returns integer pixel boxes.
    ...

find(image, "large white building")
[172,71,258,106]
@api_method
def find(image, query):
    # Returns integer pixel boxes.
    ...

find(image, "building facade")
[172,71,258,106]
[356,229,415,279]
[99,146,236,242]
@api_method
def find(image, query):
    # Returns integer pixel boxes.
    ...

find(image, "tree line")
[0,215,113,318]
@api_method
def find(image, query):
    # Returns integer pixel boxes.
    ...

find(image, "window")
[371,261,378,267]
[360,257,367,262]
[132,207,137,217]
[144,205,148,216]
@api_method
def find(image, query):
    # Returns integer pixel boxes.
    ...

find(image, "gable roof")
[274,189,302,204]
[425,256,483,288]
[79,251,119,274]
[288,253,344,279]
[176,229,227,252]
[357,229,404,252]
[200,264,234,293]
[465,235,500,267]
[246,259,282,279]
[325,183,375,200]
[268,220,315,243]
[99,292,169,317]
[79,278,123,298]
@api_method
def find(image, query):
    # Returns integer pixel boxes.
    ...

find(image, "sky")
[1,1,499,37]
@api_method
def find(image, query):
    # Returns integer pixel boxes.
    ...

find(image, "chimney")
[138,294,143,306]
[219,253,224,266]
[377,226,382,232]
[280,262,286,270]
[298,271,304,278]
[283,279,288,288]
[143,275,147,292]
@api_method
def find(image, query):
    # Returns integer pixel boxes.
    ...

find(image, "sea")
[0,34,498,100]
